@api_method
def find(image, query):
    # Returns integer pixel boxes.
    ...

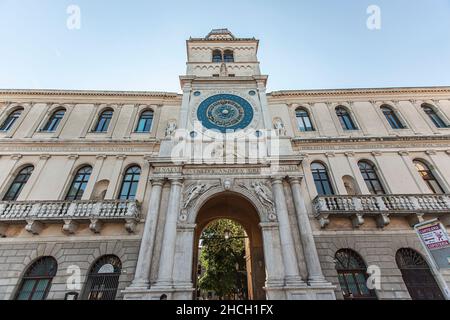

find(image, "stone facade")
[0,29,449,300]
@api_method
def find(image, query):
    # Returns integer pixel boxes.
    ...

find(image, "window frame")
[212,49,223,63]
[118,165,141,200]
[93,109,114,133]
[81,255,122,301]
[134,109,154,133]
[358,160,386,195]
[381,105,406,130]
[41,109,66,132]
[422,104,448,129]
[3,165,35,201]
[15,257,58,301]
[295,108,315,132]
[311,162,335,196]
[0,108,23,132]
[335,106,358,131]
[335,249,377,300]
[65,166,93,201]
[413,160,444,194]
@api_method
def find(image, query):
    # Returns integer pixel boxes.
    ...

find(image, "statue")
[273,118,286,136]
[165,120,177,137]
[183,183,207,210]
[251,182,275,209]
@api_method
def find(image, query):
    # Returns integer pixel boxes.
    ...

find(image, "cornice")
[291,134,450,145]
[0,89,181,99]
[268,86,450,99]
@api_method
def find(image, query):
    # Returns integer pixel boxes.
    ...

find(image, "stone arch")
[191,188,267,300]
[187,184,271,224]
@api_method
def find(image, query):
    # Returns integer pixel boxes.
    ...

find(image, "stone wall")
[0,238,140,300]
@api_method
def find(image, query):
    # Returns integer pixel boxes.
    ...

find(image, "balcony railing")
[0,200,141,236]
[313,194,450,229]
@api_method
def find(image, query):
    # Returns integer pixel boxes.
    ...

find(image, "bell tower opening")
[193,192,267,300]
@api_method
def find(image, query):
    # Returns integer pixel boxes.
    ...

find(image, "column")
[131,179,164,288]
[260,222,285,287]
[154,177,183,288]
[255,77,272,130]
[289,177,328,285]
[179,81,193,129]
[271,177,305,286]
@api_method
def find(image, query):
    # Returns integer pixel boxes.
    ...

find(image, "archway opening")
[193,192,266,300]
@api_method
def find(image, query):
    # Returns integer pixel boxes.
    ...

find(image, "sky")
[0,0,449,93]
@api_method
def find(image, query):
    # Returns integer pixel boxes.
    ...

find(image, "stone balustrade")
[0,200,140,236]
[313,194,450,229]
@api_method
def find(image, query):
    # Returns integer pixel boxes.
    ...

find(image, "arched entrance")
[193,192,266,300]
[396,248,444,300]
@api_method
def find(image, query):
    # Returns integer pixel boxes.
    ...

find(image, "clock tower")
[179,28,273,136]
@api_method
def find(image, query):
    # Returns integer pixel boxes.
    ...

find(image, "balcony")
[313,194,450,229]
[0,200,141,236]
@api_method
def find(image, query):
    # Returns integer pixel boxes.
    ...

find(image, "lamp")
[224,229,231,240]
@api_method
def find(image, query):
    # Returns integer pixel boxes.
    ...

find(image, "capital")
[287,176,302,185]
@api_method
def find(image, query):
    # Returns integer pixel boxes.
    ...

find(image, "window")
[82,255,122,300]
[0,108,23,131]
[296,108,315,132]
[118,166,141,200]
[335,249,377,300]
[422,105,447,128]
[396,248,444,300]
[358,161,385,195]
[311,162,334,196]
[94,109,114,133]
[336,107,358,130]
[135,110,154,133]
[42,109,66,132]
[212,50,222,63]
[381,106,405,129]
[65,166,93,201]
[223,50,234,63]
[414,160,444,194]
[15,257,57,300]
[3,166,34,201]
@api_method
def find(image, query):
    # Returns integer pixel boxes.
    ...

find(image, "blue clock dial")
[197,94,254,133]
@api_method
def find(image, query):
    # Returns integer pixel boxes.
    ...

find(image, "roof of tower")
[189,29,256,42]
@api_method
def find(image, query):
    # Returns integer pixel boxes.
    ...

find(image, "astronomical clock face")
[197,94,254,133]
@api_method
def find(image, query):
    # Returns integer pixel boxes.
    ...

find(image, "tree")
[198,219,248,300]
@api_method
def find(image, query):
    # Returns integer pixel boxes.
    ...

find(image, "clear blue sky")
[1,0,449,93]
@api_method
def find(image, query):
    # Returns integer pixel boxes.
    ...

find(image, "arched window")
[396,248,444,300]
[336,107,358,131]
[65,166,93,201]
[135,110,154,133]
[311,162,334,196]
[413,160,444,194]
[381,106,405,129]
[358,161,385,195]
[42,109,66,132]
[212,50,223,63]
[223,50,234,63]
[422,105,447,128]
[0,108,23,131]
[296,108,315,132]
[15,257,58,300]
[335,249,377,300]
[82,255,122,300]
[3,166,34,201]
[118,166,141,200]
[94,109,114,133]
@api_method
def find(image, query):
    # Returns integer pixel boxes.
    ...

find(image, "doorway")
[193,192,266,300]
